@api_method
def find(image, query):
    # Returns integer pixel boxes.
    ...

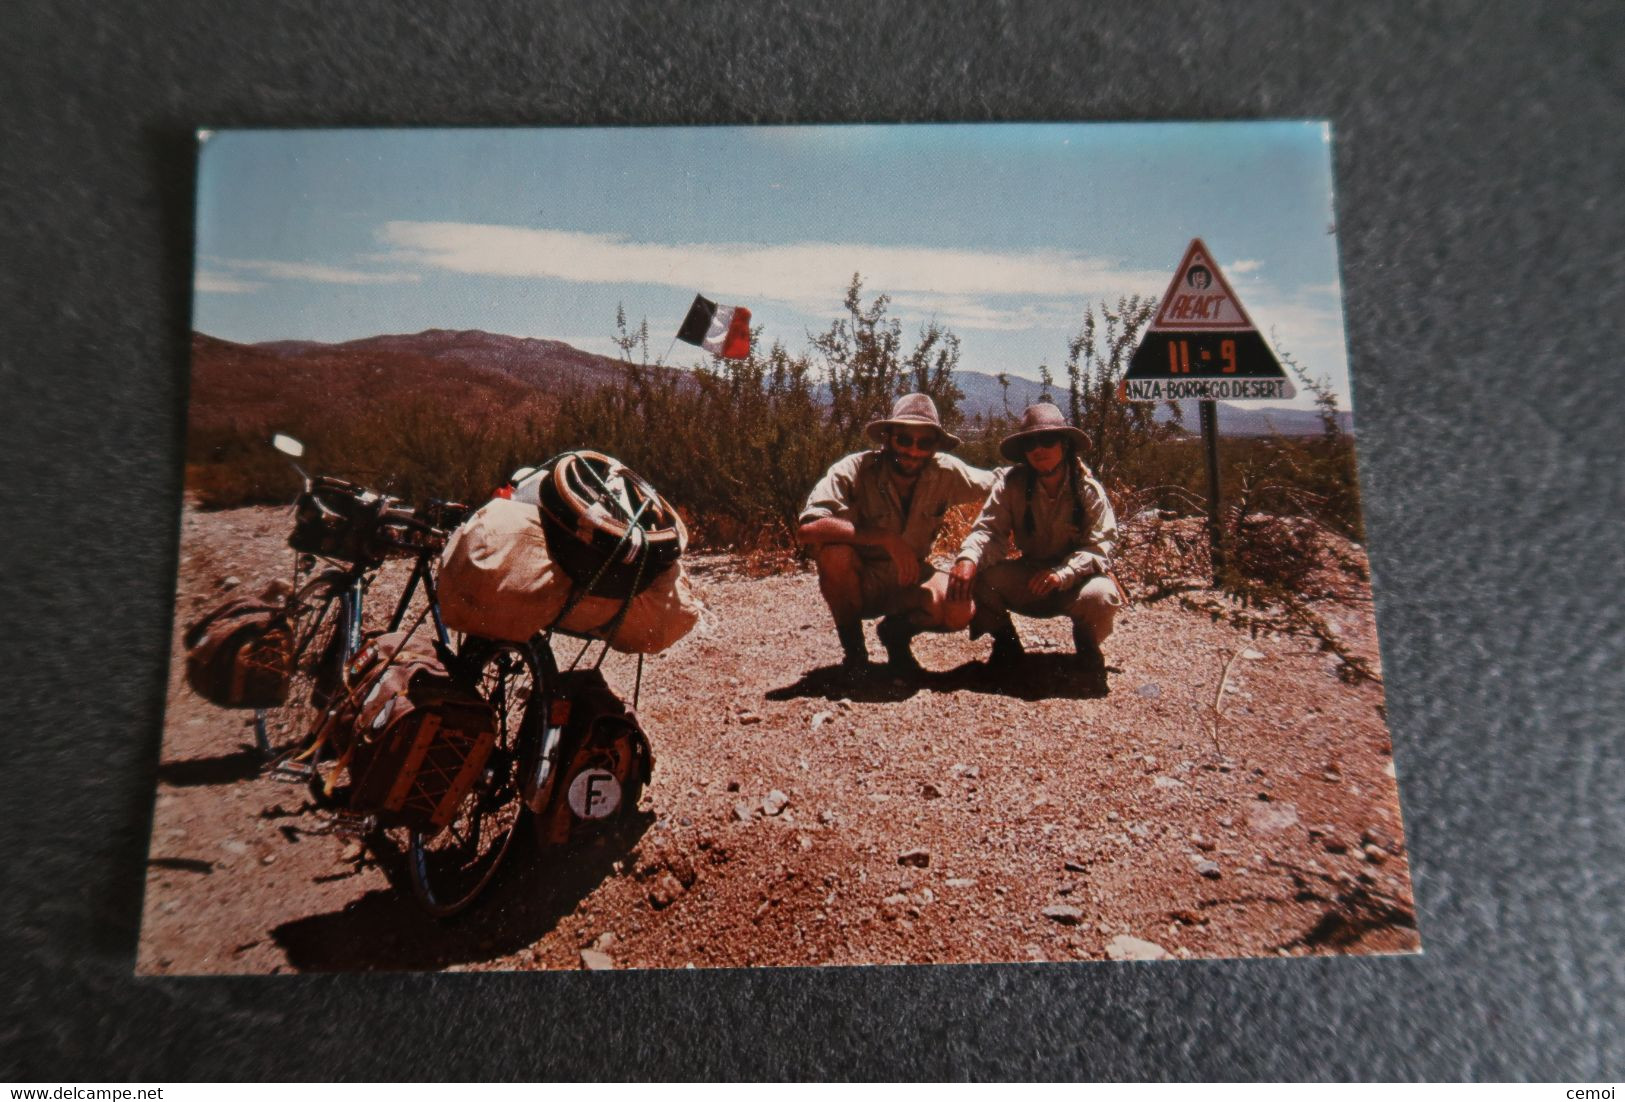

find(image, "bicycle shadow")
[154,747,264,787]
[269,811,654,972]
[768,655,1113,703]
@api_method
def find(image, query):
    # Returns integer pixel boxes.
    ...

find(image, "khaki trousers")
[971,560,1123,644]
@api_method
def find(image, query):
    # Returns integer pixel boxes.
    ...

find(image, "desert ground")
[138,502,1417,974]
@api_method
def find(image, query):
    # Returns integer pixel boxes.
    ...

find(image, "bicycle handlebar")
[291,477,470,565]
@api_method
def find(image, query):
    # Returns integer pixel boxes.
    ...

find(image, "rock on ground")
[1105,936,1171,961]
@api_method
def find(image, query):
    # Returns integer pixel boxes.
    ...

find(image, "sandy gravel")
[138,503,1418,974]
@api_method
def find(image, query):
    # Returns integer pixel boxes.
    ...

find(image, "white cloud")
[886,292,1089,333]
[1227,258,1264,274]
[374,221,1170,326]
[223,259,422,285]
[194,271,265,294]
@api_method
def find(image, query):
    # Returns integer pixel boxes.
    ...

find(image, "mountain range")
[192,328,1352,438]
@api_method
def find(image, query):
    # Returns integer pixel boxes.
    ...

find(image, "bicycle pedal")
[266,758,318,782]
[313,810,377,838]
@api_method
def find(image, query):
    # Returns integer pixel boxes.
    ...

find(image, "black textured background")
[3,0,1622,1082]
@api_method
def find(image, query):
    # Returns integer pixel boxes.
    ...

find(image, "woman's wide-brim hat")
[999,402,1090,463]
[864,393,961,451]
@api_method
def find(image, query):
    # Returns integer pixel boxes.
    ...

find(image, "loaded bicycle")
[210,436,682,917]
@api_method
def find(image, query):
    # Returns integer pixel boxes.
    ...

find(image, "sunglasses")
[890,430,941,451]
[1022,432,1066,451]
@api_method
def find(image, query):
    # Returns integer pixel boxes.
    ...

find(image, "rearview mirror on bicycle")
[273,433,311,494]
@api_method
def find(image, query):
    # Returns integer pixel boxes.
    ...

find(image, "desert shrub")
[186,423,309,508]
[1228,513,1321,593]
[1062,297,1185,482]
[186,391,549,511]
[549,339,839,550]
[813,274,965,442]
[317,393,547,506]
[550,279,974,553]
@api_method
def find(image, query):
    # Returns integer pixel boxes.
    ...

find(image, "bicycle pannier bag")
[533,669,653,848]
[345,642,499,834]
[182,592,294,709]
[437,497,572,642]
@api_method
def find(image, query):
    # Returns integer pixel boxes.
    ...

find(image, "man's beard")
[887,450,925,475]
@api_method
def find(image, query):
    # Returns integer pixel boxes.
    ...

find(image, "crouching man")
[798,394,996,674]
[948,403,1124,691]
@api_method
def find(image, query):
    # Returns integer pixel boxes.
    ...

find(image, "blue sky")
[194,123,1353,409]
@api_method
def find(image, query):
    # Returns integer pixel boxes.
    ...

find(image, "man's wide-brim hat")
[865,393,961,451]
[999,402,1090,462]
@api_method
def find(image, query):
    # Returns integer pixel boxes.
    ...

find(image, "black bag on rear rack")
[290,476,382,562]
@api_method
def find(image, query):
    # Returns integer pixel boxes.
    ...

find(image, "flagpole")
[654,334,678,368]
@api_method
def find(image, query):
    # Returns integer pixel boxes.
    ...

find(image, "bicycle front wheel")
[255,571,348,762]
[407,638,543,917]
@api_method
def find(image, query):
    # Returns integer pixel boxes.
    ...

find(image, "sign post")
[1199,398,1224,573]
[1122,239,1294,581]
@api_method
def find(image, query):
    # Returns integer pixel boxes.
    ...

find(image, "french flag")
[675,294,752,360]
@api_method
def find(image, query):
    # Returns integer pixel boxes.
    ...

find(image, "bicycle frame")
[262,544,455,768]
[333,545,453,659]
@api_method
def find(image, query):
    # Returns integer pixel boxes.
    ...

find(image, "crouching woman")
[947,403,1124,690]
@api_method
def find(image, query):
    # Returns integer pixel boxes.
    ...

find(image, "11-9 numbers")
[1165,338,1238,374]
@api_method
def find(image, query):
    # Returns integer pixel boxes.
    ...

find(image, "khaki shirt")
[800,450,995,565]
[957,462,1118,586]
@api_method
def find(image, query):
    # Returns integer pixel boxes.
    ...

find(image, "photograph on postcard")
[142,123,1418,973]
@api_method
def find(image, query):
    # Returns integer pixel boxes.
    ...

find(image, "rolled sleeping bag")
[556,561,702,655]
[437,498,571,643]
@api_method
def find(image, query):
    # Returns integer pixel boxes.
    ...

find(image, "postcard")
[141,122,1417,973]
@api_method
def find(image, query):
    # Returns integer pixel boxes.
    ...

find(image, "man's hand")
[1028,569,1065,598]
[883,535,920,586]
[948,558,977,602]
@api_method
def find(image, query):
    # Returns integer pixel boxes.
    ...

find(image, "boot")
[1072,623,1107,691]
[836,622,869,670]
[988,632,1025,670]
[876,615,923,675]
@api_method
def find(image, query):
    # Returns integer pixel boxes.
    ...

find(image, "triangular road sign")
[1150,239,1255,331]
[1123,237,1294,402]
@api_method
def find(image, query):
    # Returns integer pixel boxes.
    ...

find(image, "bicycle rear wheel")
[255,572,347,762]
[406,638,543,917]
